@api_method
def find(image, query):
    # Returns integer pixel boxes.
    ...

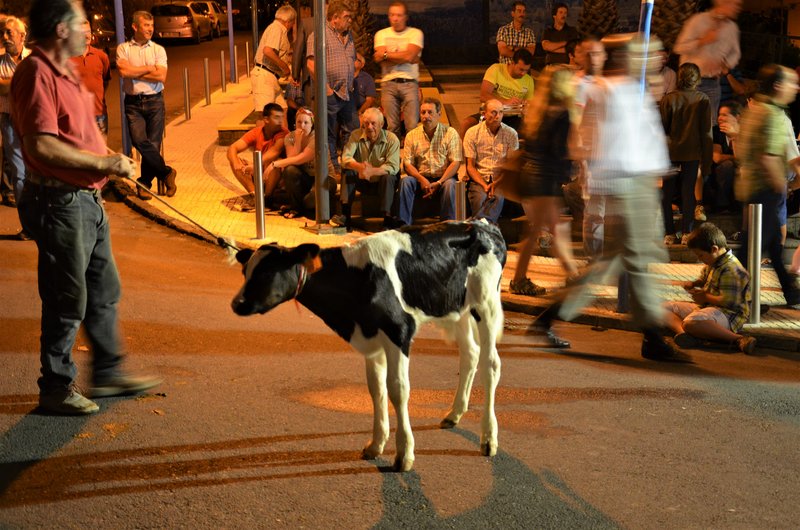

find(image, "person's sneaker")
[737,336,757,355]
[694,204,707,222]
[329,214,349,227]
[90,374,162,398]
[510,277,546,296]
[673,332,699,349]
[641,335,692,362]
[39,385,99,415]
[663,234,677,246]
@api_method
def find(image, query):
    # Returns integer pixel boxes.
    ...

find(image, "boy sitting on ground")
[665,222,756,354]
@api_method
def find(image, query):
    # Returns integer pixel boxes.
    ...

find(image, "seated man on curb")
[398,97,462,226]
[463,99,519,223]
[331,107,400,230]
[459,48,535,136]
[225,103,288,211]
[665,222,755,354]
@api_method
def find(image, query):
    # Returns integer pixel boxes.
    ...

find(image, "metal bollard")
[233,45,239,81]
[245,42,251,78]
[455,180,467,221]
[220,50,227,93]
[747,203,762,324]
[253,151,265,239]
[203,58,210,105]
[182,67,191,120]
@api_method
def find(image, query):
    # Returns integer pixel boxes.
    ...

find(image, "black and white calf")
[231,220,506,471]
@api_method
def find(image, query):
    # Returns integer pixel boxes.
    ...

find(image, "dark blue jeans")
[125,94,171,186]
[736,189,800,306]
[327,94,358,171]
[341,169,397,215]
[661,160,699,236]
[18,183,123,392]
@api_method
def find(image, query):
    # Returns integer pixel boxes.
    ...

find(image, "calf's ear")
[236,248,254,264]
[291,243,321,262]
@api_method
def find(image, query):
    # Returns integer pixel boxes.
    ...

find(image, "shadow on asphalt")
[0,406,617,527]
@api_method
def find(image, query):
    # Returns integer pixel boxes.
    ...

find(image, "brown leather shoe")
[136,186,151,200]
[163,168,177,197]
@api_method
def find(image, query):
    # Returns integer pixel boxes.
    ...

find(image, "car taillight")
[183,17,192,26]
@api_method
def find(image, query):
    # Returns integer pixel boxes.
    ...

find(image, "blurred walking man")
[13,0,161,415]
[532,36,690,362]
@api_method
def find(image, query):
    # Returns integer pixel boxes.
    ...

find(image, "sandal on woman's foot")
[283,210,301,219]
[510,277,546,296]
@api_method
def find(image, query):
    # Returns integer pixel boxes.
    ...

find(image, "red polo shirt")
[240,125,288,153]
[70,45,111,117]
[11,47,107,189]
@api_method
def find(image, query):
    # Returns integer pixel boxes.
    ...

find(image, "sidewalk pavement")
[109,67,800,353]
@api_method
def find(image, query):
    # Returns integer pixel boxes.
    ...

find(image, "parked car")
[193,1,229,38]
[151,1,213,44]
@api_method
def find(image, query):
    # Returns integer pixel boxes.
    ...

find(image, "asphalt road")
[1,196,799,528]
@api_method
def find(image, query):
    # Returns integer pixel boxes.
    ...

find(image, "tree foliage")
[577,0,619,39]
[652,0,699,51]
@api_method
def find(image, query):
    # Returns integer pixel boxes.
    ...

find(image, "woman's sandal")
[283,210,301,219]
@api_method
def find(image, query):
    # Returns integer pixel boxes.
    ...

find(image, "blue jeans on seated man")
[398,175,457,225]
[467,180,504,223]
[18,183,124,392]
[341,169,398,217]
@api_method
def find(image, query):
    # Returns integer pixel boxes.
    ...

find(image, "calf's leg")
[385,345,414,471]
[362,351,390,460]
[441,315,479,429]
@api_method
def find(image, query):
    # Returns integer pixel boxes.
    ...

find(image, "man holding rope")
[13,0,161,415]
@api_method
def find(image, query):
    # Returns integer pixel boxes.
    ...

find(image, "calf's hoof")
[439,418,457,429]
[480,441,498,457]
[393,455,415,472]
[361,442,384,460]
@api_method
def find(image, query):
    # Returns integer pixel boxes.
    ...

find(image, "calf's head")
[231,243,321,316]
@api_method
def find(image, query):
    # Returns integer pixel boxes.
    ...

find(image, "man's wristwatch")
[383,51,388,61]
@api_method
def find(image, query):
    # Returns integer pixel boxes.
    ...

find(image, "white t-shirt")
[374,26,423,82]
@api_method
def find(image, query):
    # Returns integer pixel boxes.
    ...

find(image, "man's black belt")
[125,92,163,101]
[387,77,417,84]
[255,62,283,78]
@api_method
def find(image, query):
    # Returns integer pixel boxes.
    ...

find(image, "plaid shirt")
[495,22,536,65]
[307,24,355,100]
[402,122,463,179]
[463,121,519,182]
[698,249,751,332]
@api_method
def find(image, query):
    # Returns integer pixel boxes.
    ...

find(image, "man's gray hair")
[275,5,297,22]
[361,107,385,126]
[2,16,27,35]
[132,10,153,25]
